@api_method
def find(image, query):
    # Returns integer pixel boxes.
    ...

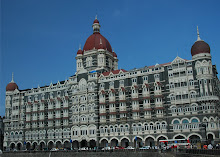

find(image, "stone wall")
[1,151,161,157]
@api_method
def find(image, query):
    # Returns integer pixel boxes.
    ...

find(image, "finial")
[11,72,14,83]
[100,38,102,44]
[113,48,114,52]
[197,26,201,41]
[79,44,81,50]
[95,15,97,19]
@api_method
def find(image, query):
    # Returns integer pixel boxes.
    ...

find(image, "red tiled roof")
[102,69,127,76]
[132,110,140,112]
[99,113,106,116]
[142,96,151,99]
[144,108,152,111]
[148,62,171,68]
[109,112,117,115]
[144,83,150,88]
[155,107,164,110]
[121,87,126,91]
[111,89,116,93]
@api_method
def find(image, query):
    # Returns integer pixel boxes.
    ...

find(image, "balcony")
[197,96,219,102]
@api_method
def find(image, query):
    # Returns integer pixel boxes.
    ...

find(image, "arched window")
[173,120,180,130]
[171,106,177,113]
[110,126,114,133]
[144,123,148,131]
[161,122,166,130]
[182,119,189,129]
[149,123,154,130]
[156,122,161,130]
[191,104,197,112]
[191,118,199,129]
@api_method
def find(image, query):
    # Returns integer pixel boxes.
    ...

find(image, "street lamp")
[201,123,207,144]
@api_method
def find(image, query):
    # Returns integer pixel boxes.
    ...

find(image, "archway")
[56,141,62,149]
[17,143,22,150]
[81,140,87,148]
[72,140,79,149]
[32,142,38,150]
[26,142,31,150]
[100,139,108,147]
[10,143,15,150]
[110,139,118,147]
[175,135,185,139]
[48,141,54,150]
[134,137,143,148]
[157,136,167,146]
[189,135,201,145]
[207,134,214,144]
[64,141,71,149]
[89,140,96,148]
[39,142,46,150]
[121,138,129,148]
[145,137,155,147]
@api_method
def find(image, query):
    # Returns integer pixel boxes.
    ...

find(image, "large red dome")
[191,40,210,56]
[6,82,18,91]
[83,32,112,52]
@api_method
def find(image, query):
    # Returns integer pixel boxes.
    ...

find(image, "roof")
[191,40,210,56]
[83,32,112,52]
[6,82,18,91]
[102,69,127,76]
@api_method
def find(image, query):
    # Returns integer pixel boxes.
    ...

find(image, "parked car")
[101,146,111,150]
[139,146,151,150]
[50,148,59,151]
[13,148,18,152]
[79,147,88,151]
[152,146,158,149]
[115,146,124,150]
[125,146,135,150]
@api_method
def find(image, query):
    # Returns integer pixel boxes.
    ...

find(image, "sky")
[1,0,220,116]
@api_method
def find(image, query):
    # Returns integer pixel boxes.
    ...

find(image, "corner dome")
[93,19,99,24]
[191,40,210,56]
[77,48,83,55]
[6,82,18,91]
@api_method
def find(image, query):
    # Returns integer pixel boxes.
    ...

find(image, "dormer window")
[120,80,124,86]
[109,82,114,87]
[132,78,137,83]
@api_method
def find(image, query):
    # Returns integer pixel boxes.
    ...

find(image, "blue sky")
[1,0,220,116]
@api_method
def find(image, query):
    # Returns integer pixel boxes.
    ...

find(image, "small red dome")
[6,82,18,91]
[191,40,210,56]
[77,49,83,55]
[93,19,99,24]
[83,33,112,52]
[113,51,117,57]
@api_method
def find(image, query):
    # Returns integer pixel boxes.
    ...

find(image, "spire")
[11,72,14,83]
[79,44,81,50]
[197,26,201,41]
[93,16,100,33]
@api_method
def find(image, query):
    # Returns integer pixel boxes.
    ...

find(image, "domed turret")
[83,16,112,52]
[6,73,18,91]
[191,26,210,56]
[113,49,117,58]
[77,45,83,55]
